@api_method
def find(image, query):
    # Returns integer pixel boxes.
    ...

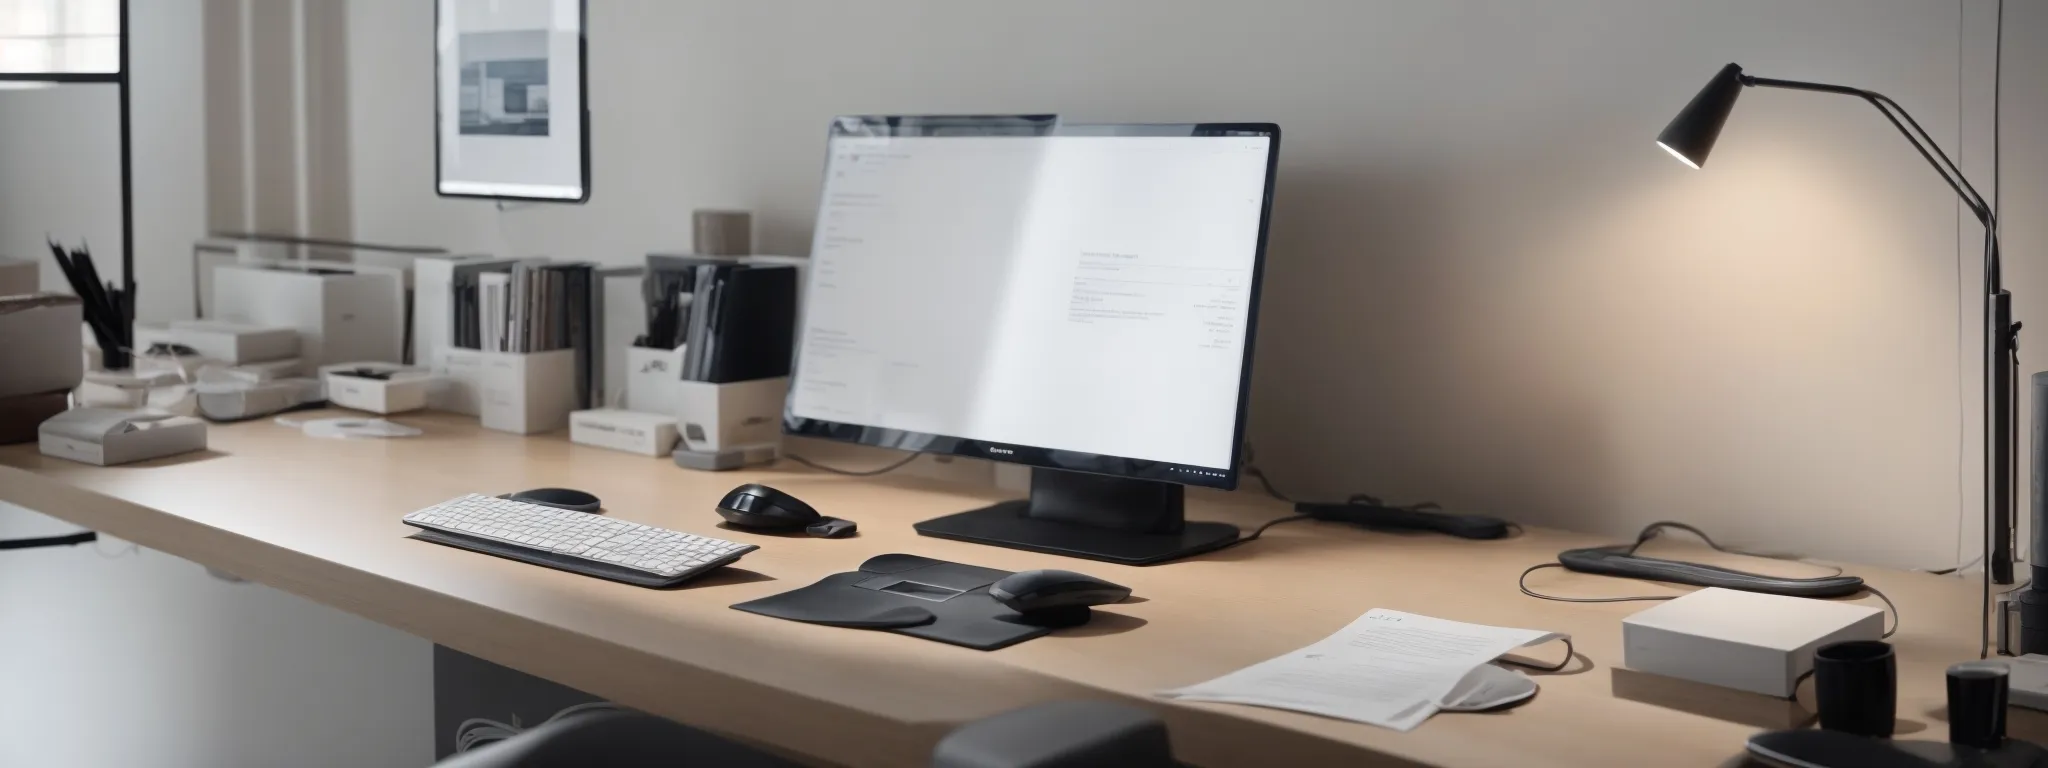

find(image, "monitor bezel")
[782,116,1281,491]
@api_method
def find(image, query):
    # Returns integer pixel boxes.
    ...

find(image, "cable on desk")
[783,451,921,477]
[454,701,619,753]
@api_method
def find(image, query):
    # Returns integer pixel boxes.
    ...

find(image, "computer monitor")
[785,116,1281,564]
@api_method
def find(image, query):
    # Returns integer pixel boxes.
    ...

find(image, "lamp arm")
[1744,76,1993,229]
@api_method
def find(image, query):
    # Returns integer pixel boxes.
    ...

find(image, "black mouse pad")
[730,554,1055,651]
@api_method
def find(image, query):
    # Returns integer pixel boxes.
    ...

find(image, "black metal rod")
[1744,76,1993,226]
[0,72,121,83]
[0,531,97,551]
[1745,73,2015,585]
[116,0,134,361]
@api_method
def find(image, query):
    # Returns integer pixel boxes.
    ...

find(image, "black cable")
[0,532,98,551]
[783,452,921,477]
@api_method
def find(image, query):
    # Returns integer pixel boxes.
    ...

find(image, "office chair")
[431,701,1177,768]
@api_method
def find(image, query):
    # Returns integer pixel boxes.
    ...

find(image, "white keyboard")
[403,494,756,584]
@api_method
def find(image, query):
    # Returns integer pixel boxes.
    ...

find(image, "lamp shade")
[1656,63,1746,169]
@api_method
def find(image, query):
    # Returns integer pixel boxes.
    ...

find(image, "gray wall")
[345,0,2048,570]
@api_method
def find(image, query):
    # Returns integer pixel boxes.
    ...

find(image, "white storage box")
[1623,587,1884,698]
[570,409,679,457]
[169,320,299,364]
[209,265,403,368]
[479,349,576,435]
[429,348,486,415]
[40,408,207,466]
[675,377,786,453]
[321,363,434,415]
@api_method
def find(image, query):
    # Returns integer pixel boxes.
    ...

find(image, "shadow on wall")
[1244,164,1617,529]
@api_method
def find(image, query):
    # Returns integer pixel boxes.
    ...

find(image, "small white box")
[169,320,299,364]
[221,358,302,383]
[675,377,786,453]
[429,348,486,415]
[1623,587,1885,698]
[1,295,84,398]
[625,345,688,414]
[570,409,679,457]
[479,349,576,435]
[40,408,208,466]
[321,363,433,415]
[0,257,36,295]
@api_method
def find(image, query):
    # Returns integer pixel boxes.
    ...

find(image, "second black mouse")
[989,569,1131,615]
[715,483,858,538]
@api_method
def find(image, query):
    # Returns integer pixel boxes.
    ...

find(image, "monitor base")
[915,501,1241,565]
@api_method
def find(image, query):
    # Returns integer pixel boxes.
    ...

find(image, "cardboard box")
[430,348,486,415]
[1623,587,1884,698]
[1,294,85,398]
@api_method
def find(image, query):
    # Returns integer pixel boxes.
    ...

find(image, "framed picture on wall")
[435,0,589,203]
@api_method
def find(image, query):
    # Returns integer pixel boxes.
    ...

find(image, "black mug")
[1947,661,2010,748]
[1814,640,1896,738]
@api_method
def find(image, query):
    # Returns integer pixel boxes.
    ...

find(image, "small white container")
[674,377,786,453]
[321,362,434,415]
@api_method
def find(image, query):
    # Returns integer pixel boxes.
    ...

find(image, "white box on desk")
[479,349,577,435]
[169,320,299,364]
[1623,587,1884,698]
[321,362,433,415]
[209,265,403,368]
[429,348,486,414]
[675,377,786,453]
[570,409,678,457]
[625,345,688,414]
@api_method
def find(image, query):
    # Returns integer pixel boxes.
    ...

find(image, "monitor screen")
[785,117,1279,489]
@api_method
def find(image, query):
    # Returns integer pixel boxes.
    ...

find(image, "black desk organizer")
[732,554,1062,651]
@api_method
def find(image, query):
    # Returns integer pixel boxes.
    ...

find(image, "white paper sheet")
[1159,609,1567,731]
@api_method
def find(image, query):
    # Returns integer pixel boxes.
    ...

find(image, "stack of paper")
[1160,609,1568,731]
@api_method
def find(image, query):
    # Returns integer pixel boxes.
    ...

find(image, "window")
[0,0,120,75]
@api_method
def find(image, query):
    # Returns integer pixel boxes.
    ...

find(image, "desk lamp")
[1656,63,2021,592]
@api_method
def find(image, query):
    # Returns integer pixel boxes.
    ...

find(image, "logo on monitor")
[987,447,1014,455]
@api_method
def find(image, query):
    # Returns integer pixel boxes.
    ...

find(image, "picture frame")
[434,0,590,203]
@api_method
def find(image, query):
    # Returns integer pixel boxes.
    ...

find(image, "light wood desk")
[0,412,2033,767]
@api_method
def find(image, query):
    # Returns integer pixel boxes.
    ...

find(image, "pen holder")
[478,349,577,435]
[674,377,786,454]
[625,344,689,415]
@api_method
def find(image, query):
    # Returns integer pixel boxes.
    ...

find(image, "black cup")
[1946,661,2009,748]
[1814,640,1896,737]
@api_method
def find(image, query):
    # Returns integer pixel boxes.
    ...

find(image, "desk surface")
[0,412,2031,767]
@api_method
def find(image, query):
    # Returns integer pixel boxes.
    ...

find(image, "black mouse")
[503,488,602,513]
[989,569,1131,627]
[715,483,857,538]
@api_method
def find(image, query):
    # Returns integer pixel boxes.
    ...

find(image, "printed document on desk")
[1159,609,1567,731]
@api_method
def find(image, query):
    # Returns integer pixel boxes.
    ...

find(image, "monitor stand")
[913,468,1240,565]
